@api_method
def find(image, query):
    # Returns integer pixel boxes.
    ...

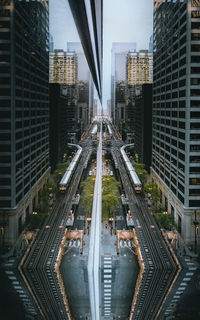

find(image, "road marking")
[186,272,194,276]
[104,269,112,273]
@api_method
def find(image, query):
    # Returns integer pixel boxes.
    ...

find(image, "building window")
[191,67,200,73]
[191,33,200,40]
[190,178,200,185]
[191,22,200,30]
[191,44,200,52]
[189,200,200,207]
[190,145,200,151]
[190,156,200,162]
[190,122,200,129]
[191,78,200,86]
[191,89,200,96]
[190,167,200,173]
[189,189,200,196]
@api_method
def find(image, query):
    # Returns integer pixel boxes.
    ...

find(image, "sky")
[49,0,153,109]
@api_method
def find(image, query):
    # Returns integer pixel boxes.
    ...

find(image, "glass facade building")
[0,0,50,246]
[152,0,200,244]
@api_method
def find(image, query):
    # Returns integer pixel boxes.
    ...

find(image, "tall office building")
[111,42,136,122]
[49,50,77,85]
[67,42,89,81]
[149,35,153,53]
[67,42,94,126]
[152,0,200,245]
[49,84,69,172]
[124,50,153,140]
[127,51,153,86]
[49,34,54,52]
[49,48,80,141]
[135,84,152,171]
[0,0,50,247]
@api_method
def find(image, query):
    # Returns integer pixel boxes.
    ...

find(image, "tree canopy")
[81,176,96,216]
[54,161,70,184]
[81,175,120,221]
[144,182,160,208]
[133,162,148,184]
[102,175,120,221]
[154,212,176,230]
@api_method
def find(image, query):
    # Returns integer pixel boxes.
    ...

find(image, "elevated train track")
[111,144,179,320]
[21,141,93,320]
[20,120,180,320]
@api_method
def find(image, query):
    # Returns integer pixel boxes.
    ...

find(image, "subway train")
[91,123,98,135]
[107,123,112,135]
[59,144,82,192]
[120,145,142,193]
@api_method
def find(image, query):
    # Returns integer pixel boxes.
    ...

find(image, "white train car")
[120,145,142,193]
[107,124,112,135]
[91,124,98,135]
[59,144,82,192]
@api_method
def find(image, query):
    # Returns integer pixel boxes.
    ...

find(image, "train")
[59,144,82,192]
[91,123,98,135]
[120,145,142,193]
[107,123,112,135]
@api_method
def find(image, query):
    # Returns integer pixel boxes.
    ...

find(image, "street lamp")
[193,210,199,254]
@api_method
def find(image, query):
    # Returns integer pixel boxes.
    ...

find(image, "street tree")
[39,182,57,213]
[102,175,120,221]
[144,182,160,209]
[133,162,148,184]
[54,161,69,184]
[81,176,96,217]
[81,175,120,221]
[154,212,176,230]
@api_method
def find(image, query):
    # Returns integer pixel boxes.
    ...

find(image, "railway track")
[112,145,179,320]
[21,143,93,320]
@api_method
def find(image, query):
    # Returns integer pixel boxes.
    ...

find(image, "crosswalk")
[103,255,112,318]
[164,258,197,317]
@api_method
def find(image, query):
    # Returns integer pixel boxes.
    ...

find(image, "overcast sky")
[49,0,153,108]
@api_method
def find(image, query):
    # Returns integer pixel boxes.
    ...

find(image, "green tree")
[133,162,148,184]
[154,212,176,230]
[81,175,120,221]
[144,182,160,209]
[53,161,69,184]
[81,176,96,216]
[102,175,120,221]
[39,182,57,213]
[25,211,47,231]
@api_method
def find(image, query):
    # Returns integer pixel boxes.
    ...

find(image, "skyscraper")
[152,0,200,245]
[49,50,77,85]
[67,42,94,130]
[111,42,137,122]
[127,51,153,86]
[135,84,152,171]
[0,0,50,247]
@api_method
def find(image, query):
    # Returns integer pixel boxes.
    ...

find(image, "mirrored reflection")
[2,1,197,320]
